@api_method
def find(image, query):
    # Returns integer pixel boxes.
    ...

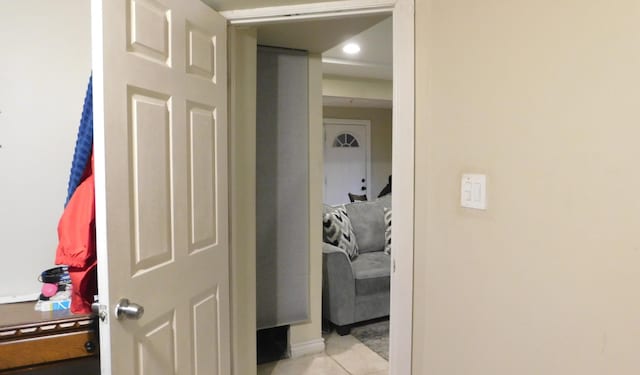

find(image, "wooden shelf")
[0,302,98,371]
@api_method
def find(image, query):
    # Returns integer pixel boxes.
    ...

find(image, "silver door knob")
[115,298,144,320]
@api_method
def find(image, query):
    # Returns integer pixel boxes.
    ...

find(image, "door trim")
[390,1,414,374]
[220,0,395,24]
[323,118,372,202]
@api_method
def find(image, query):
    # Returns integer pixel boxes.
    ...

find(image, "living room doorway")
[320,32,393,366]
[226,1,415,373]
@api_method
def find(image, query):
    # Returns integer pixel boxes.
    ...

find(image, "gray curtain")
[256,46,309,329]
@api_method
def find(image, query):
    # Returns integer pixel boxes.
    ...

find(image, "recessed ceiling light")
[342,43,361,55]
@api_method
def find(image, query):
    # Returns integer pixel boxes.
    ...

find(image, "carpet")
[350,319,389,360]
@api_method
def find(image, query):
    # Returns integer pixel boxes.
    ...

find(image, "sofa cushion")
[323,207,358,259]
[384,207,392,255]
[344,201,385,253]
[376,194,392,210]
[323,203,340,215]
[351,252,390,295]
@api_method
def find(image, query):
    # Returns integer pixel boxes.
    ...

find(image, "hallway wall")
[413,0,640,373]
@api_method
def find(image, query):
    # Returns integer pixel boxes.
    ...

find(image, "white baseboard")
[0,293,38,304]
[289,338,326,358]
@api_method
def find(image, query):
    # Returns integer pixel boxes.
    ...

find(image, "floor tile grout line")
[325,336,388,375]
[325,350,355,375]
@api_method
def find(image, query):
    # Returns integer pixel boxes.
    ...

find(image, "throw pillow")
[384,207,392,255]
[323,207,358,259]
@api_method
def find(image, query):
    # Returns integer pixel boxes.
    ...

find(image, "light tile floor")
[258,331,388,375]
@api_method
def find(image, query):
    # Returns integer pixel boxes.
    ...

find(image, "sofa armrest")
[322,242,351,262]
[322,242,356,326]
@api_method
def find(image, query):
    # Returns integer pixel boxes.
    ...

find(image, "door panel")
[191,290,219,373]
[129,89,173,272]
[187,103,217,252]
[92,0,229,373]
[135,311,176,374]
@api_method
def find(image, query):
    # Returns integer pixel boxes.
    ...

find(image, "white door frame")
[324,118,372,201]
[223,1,415,374]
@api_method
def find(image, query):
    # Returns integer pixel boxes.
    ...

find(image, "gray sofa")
[322,195,391,335]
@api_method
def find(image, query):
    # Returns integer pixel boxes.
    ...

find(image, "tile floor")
[257,331,388,375]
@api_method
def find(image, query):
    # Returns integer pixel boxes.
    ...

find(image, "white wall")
[0,0,91,302]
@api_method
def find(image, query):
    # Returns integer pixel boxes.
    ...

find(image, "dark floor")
[257,325,290,365]
[2,357,100,375]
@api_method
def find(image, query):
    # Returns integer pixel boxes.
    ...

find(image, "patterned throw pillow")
[323,207,358,259]
[384,208,392,255]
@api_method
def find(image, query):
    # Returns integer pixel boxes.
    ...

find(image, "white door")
[323,119,370,205]
[91,0,229,373]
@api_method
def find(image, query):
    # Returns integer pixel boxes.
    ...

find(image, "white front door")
[323,119,370,205]
[91,0,229,373]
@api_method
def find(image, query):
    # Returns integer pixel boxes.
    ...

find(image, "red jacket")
[55,156,97,314]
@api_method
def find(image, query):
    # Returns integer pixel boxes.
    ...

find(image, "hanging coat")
[55,155,97,314]
[66,75,93,206]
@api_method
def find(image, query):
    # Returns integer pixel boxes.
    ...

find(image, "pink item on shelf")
[41,283,59,298]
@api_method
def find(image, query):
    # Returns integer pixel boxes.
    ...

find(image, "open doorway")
[226,1,414,374]
[245,13,394,375]
[319,16,394,373]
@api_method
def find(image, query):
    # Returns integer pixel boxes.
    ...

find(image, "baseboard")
[289,338,326,358]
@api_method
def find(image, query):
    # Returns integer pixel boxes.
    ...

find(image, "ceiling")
[254,15,392,81]
[207,0,393,107]
[256,14,388,54]
[322,16,392,80]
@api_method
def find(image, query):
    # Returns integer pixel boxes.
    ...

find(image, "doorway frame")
[224,1,414,374]
[323,118,372,203]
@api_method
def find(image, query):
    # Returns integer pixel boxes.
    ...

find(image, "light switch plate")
[461,174,487,209]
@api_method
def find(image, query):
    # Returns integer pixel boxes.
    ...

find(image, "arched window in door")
[332,132,360,148]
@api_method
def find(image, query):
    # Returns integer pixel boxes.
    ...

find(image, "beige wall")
[323,106,392,196]
[229,26,258,375]
[413,0,640,373]
[323,75,392,102]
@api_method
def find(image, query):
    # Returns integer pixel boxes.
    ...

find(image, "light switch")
[463,182,472,201]
[461,174,487,209]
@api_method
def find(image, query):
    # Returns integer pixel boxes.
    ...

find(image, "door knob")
[91,300,107,322]
[115,298,144,320]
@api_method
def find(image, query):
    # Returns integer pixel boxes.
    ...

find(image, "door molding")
[323,118,372,201]
[220,0,395,24]
[390,2,415,374]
